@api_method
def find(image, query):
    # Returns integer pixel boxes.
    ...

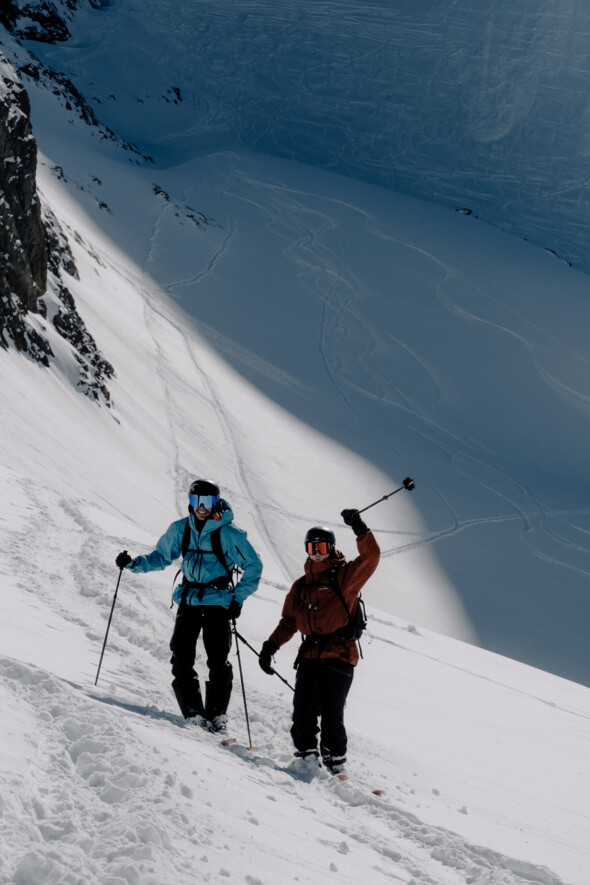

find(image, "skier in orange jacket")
[259,509,379,774]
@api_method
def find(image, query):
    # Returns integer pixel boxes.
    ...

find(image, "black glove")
[227,599,242,620]
[258,640,277,675]
[341,508,369,536]
[116,551,132,569]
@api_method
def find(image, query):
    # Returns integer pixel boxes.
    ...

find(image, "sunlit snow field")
[1,2,590,883]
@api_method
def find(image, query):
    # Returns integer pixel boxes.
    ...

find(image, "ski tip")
[336,773,348,781]
[220,739,259,751]
[372,789,384,796]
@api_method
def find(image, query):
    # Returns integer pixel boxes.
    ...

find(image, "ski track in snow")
[0,657,219,885]
[367,621,590,725]
[0,655,566,885]
[62,130,590,630]
[203,161,590,579]
[0,447,176,683]
[141,202,296,584]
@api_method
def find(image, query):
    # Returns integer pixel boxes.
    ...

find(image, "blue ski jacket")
[126,500,262,608]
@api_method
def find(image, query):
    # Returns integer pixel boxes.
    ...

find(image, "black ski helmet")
[188,479,220,498]
[305,526,335,551]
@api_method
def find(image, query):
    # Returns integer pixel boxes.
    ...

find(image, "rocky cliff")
[0,53,51,362]
[0,46,114,406]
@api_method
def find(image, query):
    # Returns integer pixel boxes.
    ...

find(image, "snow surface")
[14,0,590,688]
[1,3,590,884]
[27,0,590,273]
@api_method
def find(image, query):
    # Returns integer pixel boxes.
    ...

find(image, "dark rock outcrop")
[0,53,51,361]
[1,51,115,406]
[44,205,116,406]
[1,1,110,45]
[0,1,73,43]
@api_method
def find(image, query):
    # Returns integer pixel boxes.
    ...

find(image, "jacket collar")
[304,549,345,580]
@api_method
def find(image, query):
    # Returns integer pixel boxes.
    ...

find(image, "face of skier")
[309,549,330,562]
[188,491,218,522]
[306,540,332,562]
[193,503,212,521]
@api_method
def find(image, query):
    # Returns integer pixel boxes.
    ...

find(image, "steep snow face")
[30,0,590,272]
[3,0,590,683]
[1,7,590,884]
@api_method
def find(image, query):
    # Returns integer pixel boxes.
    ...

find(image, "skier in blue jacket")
[116,479,262,732]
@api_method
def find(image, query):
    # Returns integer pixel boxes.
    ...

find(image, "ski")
[220,737,259,751]
[216,739,383,794]
[334,773,384,796]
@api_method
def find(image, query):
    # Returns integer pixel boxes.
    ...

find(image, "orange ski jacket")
[268,531,380,666]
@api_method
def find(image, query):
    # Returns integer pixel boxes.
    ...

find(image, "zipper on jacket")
[185,536,204,582]
[186,527,223,583]
[303,586,318,635]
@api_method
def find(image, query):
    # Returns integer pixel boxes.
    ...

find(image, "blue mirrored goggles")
[189,493,218,510]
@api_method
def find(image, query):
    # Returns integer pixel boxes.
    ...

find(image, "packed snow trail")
[0,656,567,885]
[0,461,587,884]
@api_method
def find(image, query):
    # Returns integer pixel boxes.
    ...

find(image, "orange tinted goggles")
[306,541,332,556]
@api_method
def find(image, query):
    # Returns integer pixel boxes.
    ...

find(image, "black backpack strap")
[181,517,191,557]
[182,519,229,573]
[210,526,230,576]
[329,567,365,655]
[328,567,352,622]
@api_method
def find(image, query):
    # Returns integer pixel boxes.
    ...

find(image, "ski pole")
[95,555,126,686]
[232,620,255,748]
[357,476,415,515]
[233,628,295,692]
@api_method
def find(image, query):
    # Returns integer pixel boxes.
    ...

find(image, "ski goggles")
[305,540,332,556]
[189,493,219,510]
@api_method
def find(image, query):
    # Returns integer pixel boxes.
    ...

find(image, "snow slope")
[11,0,590,687]
[1,4,590,884]
[1,370,589,884]
[29,0,590,273]
[1,600,589,885]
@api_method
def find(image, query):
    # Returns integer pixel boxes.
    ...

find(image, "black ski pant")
[170,604,233,720]
[291,657,354,763]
